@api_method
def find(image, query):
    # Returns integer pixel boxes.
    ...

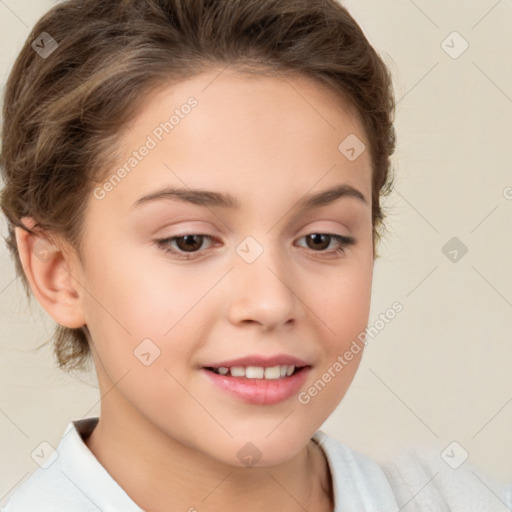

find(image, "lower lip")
[200,367,311,405]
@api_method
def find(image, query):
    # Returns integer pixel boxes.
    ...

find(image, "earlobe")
[14,217,86,329]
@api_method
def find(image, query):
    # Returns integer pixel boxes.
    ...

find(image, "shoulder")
[2,419,100,512]
[1,417,141,512]
[1,452,99,512]
[378,443,512,512]
[313,431,511,512]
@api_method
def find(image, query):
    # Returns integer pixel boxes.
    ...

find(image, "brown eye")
[296,233,356,256]
[174,235,205,252]
[155,234,215,259]
[305,234,332,251]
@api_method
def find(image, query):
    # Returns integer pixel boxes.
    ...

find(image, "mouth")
[200,364,312,405]
[203,365,307,379]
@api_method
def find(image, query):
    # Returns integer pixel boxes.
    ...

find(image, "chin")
[213,433,310,469]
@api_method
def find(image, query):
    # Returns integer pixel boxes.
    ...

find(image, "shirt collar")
[59,417,143,512]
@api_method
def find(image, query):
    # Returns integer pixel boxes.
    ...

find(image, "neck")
[84,395,333,512]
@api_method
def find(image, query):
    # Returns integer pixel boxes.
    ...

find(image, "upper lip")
[203,354,312,369]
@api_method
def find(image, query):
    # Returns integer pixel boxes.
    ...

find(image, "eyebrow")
[131,183,367,210]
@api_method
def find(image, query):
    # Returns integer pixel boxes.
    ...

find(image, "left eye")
[296,233,355,253]
[155,233,355,260]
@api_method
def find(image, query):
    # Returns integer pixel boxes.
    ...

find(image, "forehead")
[127,67,366,145]
[91,68,372,217]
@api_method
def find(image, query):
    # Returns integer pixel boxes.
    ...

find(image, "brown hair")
[0,0,396,372]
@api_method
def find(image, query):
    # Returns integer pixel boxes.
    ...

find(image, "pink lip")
[203,353,311,369]
[200,366,312,405]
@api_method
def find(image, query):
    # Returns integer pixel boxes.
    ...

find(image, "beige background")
[1,0,511,505]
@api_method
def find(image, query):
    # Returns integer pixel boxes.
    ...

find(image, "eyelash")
[154,233,355,261]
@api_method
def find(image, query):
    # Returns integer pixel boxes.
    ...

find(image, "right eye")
[154,234,216,260]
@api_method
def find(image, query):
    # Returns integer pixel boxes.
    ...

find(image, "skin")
[15,68,375,512]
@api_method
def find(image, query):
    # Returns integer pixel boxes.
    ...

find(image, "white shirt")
[2,417,510,511]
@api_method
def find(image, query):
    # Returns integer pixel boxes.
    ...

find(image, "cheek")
[297,265,372,427]
[83,241,186,333]
[82,266,200,427]
[81,245,216,386]
[316,258,373,339]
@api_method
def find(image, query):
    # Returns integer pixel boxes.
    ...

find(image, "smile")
[200,366,311,405]
[205,365,300,379]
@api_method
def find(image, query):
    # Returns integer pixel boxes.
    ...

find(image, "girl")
[1,0,508,510]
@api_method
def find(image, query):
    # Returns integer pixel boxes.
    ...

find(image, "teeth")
[264,366,281,379]
[230,366,246,377]
[246,366,264,379]
[212,365,297,379]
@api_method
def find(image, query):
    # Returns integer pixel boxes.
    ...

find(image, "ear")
[14,217,86,329]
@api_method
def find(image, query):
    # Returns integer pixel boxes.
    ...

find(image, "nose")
[226,241,302,331]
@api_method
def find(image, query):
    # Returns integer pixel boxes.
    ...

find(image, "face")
[72,68,374,467]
